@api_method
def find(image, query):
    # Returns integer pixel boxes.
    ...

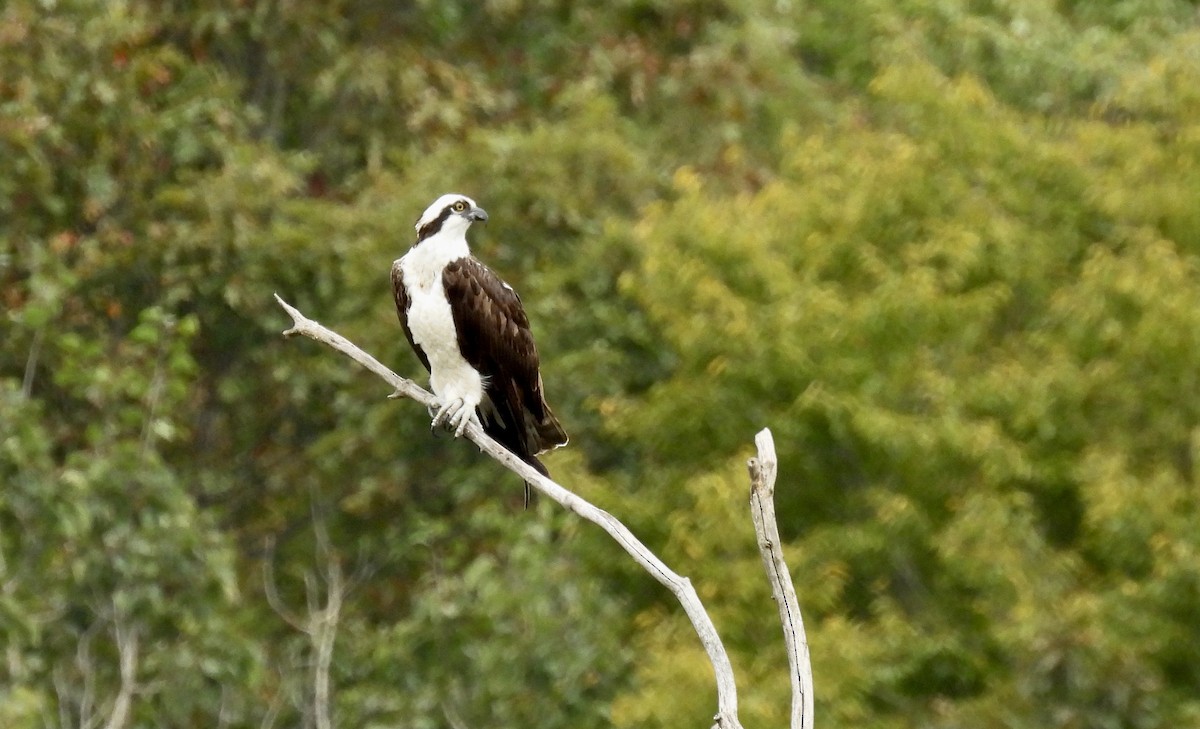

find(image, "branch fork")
[274,293,813,729]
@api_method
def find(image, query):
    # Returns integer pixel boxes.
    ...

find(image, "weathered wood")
[274,294,746,729]
[748,428,814,729]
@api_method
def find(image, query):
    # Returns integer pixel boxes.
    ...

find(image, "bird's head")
[414,193,488,242]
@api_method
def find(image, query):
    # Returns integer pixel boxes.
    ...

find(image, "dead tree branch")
[262,506,349,729]
[275,294,816,729]
[309,510,342,729]
[273,297,816,729]
[103,617,139,729]
[50,607,141,729]
[749,428,814,729]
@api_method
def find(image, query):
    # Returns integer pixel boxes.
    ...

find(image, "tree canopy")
[3,1,1199,727]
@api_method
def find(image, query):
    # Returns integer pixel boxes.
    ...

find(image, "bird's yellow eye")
[452,201,468,212]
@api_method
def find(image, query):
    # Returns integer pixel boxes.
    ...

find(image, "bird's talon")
[431,397,479,437]
[454,412,475,438]
[431,401,453,430]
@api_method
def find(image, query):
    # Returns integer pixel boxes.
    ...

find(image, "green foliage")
[2,0,1199,726]
[598,9,1200,726]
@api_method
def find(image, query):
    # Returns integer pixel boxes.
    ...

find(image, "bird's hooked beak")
[468,206,488,223]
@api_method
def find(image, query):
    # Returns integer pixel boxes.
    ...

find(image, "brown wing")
[442,258,568,461]
[391,259,430,372]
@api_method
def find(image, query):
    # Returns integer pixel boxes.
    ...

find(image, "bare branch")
[22,326,44,399]
[263,498,347,729]
[311,513,342,729]
[102,619,139,729]
[263,537,310,634]
[53,666,73,729]
[218,685,233,729]
[52,611,142,729]
[74,617,103,729]
[748,428,814,729]
[273,294,745,729]
[259,679,284,729]
[442,699,471,729]
[274,294,435,409]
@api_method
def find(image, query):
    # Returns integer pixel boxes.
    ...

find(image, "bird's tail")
[530,408,569,453]
[521,453,550,510]
[523,411,566,510]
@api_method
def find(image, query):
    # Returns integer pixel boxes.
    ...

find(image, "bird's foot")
[431,398,480,438]
[430,399,459,430]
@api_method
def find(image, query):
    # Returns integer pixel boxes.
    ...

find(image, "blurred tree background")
[2,0,1199,726]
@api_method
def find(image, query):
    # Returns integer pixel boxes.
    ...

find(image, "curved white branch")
[273,294,745,729]
[103,619,139,729]
[748,428,813,729]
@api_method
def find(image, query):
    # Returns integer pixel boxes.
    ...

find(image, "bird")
[391,193,568,506]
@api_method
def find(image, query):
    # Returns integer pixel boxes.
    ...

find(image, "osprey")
[391,194,568,504]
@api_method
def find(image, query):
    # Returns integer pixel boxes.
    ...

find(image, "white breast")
[397,237,484,408]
